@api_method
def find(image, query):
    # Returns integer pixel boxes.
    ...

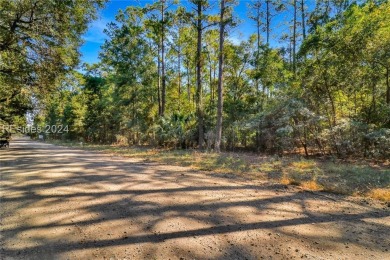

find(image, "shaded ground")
[47,139,390,201]
[1,137,389,259]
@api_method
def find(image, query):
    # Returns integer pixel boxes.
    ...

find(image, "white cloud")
[228,36,241,45]
[82,17,110,44]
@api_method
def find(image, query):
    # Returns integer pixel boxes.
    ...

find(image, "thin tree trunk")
[215,0,226,153]
[292,0,297,74]
[256,1,261,94]
[178,34,181,111]
[196,1,205,149]
[266,0,270,45]
[255,1,262,149]
[372,82,376,116]
[301,0,306,40]
[213,63,216,101]
[209,56,213,106]
[386,67,390,104]
[187,58,191,101]
[289,40,292,69]
[256,4,260,51]
[161,0,166,116]
[157,42,162,115]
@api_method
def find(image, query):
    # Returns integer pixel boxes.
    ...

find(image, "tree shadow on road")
[1,140,389,259]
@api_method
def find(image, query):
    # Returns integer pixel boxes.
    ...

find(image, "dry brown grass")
[367,188,390,201]
[46,139,390,201]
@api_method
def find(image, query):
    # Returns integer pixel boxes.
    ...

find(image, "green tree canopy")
[0,0,106,123]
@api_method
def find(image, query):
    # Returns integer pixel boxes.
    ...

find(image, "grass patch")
[367,188,390,201]
[44,139,390,202]
[281,160,390,200]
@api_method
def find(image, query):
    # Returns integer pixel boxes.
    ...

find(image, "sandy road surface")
[0,137,389,259]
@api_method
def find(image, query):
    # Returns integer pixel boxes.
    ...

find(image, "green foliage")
[29,0,390,159]
[0,0,106,123]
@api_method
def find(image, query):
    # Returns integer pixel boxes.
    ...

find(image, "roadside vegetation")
[47,139,390,202]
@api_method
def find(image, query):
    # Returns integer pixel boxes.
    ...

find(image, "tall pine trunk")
[161,0,166,116]
[292,0,297,75]
[301,0,306,40]
[266,0,270,45]
[386,67,390,105]
[215,0,226,153]
[177,28,182,111]
[187,58,191,102]
[196,1,205,149]
[157,42,162,115]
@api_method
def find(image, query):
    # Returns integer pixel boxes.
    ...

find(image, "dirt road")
[1,138,389,259]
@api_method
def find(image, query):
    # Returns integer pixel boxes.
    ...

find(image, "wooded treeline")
[1,0,389,158]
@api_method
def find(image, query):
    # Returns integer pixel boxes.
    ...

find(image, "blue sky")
[80,0,313,65]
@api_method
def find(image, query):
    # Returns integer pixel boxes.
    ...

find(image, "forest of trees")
[1,0,389,158]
